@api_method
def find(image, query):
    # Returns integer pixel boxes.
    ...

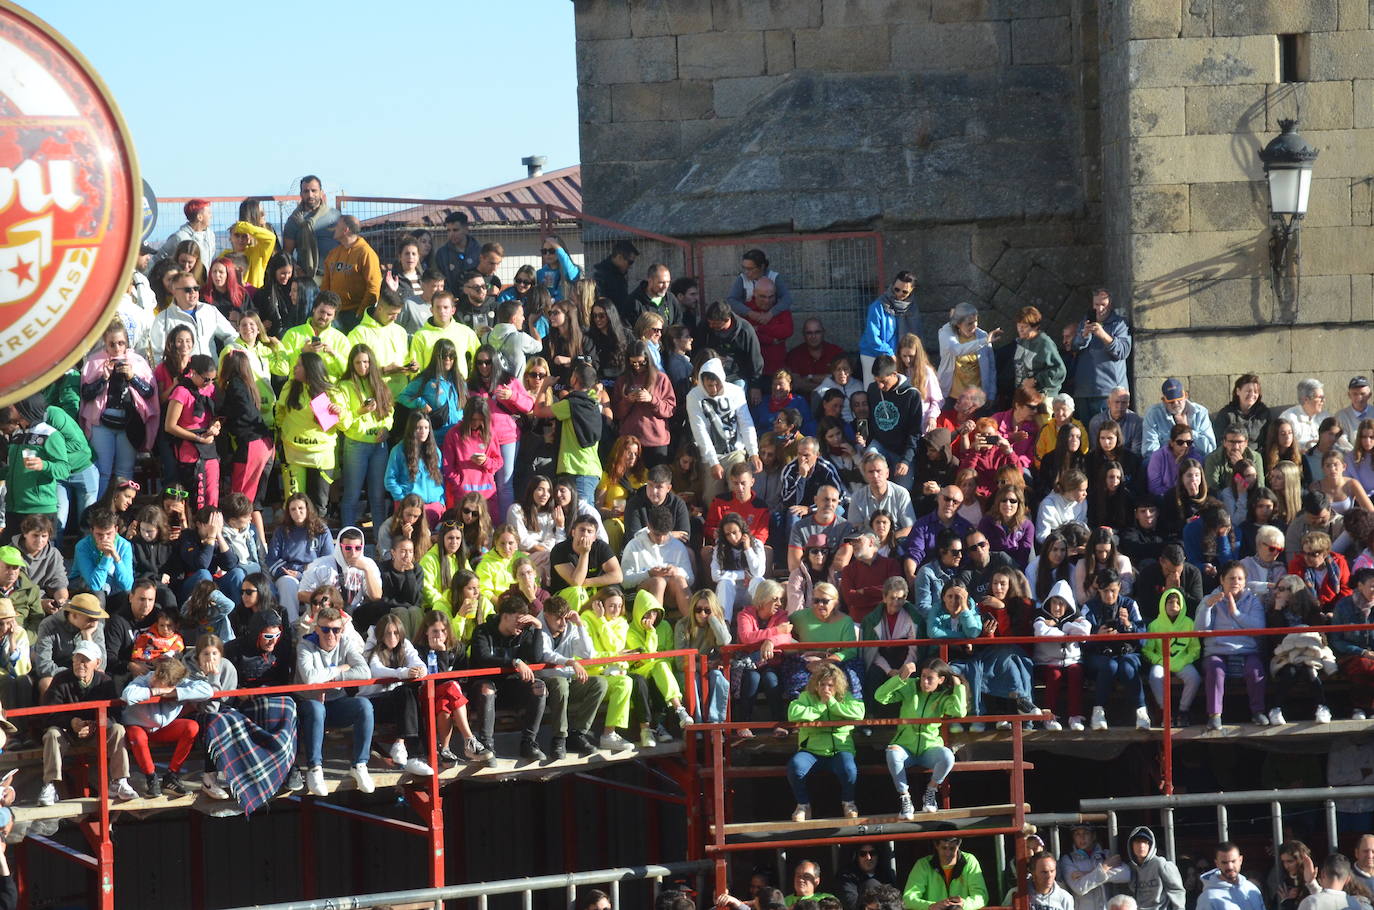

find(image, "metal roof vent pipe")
[521,155,547,178]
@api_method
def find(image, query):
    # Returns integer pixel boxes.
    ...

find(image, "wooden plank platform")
[10,740,685,824]
[715,803,1020,836]
[713,804,1031,844]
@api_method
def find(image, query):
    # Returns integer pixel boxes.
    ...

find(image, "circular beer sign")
[0,1,140,405]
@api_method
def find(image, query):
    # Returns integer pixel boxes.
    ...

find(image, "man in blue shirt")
[1063,287,1132,419]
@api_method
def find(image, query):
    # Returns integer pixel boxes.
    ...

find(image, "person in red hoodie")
[839,531,902,623]
[745,277,794,378]
[702,462,772,566]
[1286,530,1351,613]
[441,398,503,507]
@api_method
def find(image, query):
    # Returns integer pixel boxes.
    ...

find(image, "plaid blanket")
[205,696,297,814]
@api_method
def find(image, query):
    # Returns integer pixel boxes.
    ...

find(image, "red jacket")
[704,493,771,546]
[748,299,794,375]
[840,555,902,624]
[958,445,1020,500]
[1287,551,1351,607]
[785,341,845,384]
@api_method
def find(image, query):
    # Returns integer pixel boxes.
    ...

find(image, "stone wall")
[1101,0,1374,410]
[574,0,1107,350]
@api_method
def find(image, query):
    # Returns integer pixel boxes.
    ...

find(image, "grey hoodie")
[1111,826,1185,910]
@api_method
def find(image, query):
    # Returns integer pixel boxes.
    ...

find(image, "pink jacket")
[469,380,532,446]
[612,370,677,447]
[79,351,161,451]
[736,605,796,667]
[441,429,503,506]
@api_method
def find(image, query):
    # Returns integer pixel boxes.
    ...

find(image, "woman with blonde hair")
[674,589,732,722]
[1267,460,1304,528]
[785,662,865,821]
[898,332,943,432]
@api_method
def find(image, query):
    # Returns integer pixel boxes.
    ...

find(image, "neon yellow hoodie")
[419,548,466,614]
[274,388,341,470]
[1142,588,1201,670]
[409,319,480,379]
[334,375,394,444]
[347,310,413,398]
[474,547,524,601]
[581,607,630,675]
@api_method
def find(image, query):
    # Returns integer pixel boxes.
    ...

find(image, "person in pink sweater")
[466,344,534,516]
[441,397,503,507]
[611,341,678,468]
[733,579,796,737]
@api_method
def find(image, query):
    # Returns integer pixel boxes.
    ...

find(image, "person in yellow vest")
[272,292,349,381]
[409,290,479,382]
[335,343,395,529]
[273,352,342,515]
[320,215,381,333]
[347,281,417,401]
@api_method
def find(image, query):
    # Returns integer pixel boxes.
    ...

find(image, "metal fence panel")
[152,196,299,261]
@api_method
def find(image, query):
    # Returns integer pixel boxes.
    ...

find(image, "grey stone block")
[710,0,823,31]
[1211,0,1339,37]
[678,30,767,79]
[1188,181,1267,233]
[574,0,633,40]
[1012,16,1072,65]
[796,26,891,70]
[765,29,795,74]
[577,35,678,85]
[823,0,933,25]
[1131,185,1191,233]
[1184,84,1266,134]
[629,0,714,36]
[891,21,1011,70]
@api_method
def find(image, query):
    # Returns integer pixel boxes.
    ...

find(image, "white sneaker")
[1044,718,1063,732]
[306,766,327,796]
[388,740,408,765]
[791,803,811,822]
[841,800,859,818]
[111,778,138,802]
[675,705,694,728]
[638,727,656,749]
[1090,706,1108,730]
[1206,715,1223,731]
[969,722,987,732]
[200,772,229,800]
[1135,706,1152,730]
[600,731,633,753]
[653,723,673,743]
[921,785,940,813]
[1252,712,1271,726]
[1268,707,1287,726]
[349,763,375,794]
[1355,709,1368,721]
[403,758,435,777]
[1316,705,1332,724]
[1068,716,1085,732]
[37,782,56,806]
[994,720,1011,731]
[898,792,916,820]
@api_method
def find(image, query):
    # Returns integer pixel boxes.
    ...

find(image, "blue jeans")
[339,437,390,529]
[571,473,598,506]
[56,463,99,534]
[89,425,136,498]
[734,666,784,722]
[787,750,857,804]
[496,441,518,519]
[886,744,955,794]
[1088,652,1145,708]
[297,695,374,767]
[686,667,730,723]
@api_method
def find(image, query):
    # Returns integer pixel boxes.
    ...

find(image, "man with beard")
[283,175,340,312]
[859,271,920,383]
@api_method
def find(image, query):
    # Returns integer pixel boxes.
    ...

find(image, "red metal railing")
[9,646,700,910]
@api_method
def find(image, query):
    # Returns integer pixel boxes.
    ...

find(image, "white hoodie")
[685,357,758,467]
[620,527,696,588]
[1032,579,1092,667]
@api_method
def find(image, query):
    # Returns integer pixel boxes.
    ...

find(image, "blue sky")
[18,0,582,200]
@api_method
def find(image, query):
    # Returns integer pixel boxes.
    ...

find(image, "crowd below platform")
[2,180,1374,908]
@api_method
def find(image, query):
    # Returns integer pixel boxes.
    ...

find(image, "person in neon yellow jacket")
[1142,587,1202,727]
[627,588,695,739]
[786,662,866,822]
[335,343,396,530]
[903,834,988,910]
[218,311,278,427]
[445,569,494,648]
[874,656,967,820]
[273,352,342,514]
[409,291,480,381]
[347,285,418,401]
[475,526,525,602]
[579,586,646,752]
[272,293,349,381]
[419,522,468,614]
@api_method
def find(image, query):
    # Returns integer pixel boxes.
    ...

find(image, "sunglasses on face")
[813,598,834,605]
[694,607,713,614]
[475,359,492,367]
[259,631,281,641]
[318,625,343,635]
[514,279,532,288]
[242,587,258,595]
[462,508,479,517]
[176,285,199,293]
[164,487,190,499]
[312,597,331,606]
[541,248,557,255]
[340,544,363,552]
[526,371,548,379]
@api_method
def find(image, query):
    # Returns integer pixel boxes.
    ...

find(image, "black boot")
[144,772,161,798]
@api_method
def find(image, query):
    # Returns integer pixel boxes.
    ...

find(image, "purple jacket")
[1147,445,1200,496]
[978,515,1035,569]
[905,512,974,567]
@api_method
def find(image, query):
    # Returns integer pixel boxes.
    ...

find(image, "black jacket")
[623,282,681,328]
[1133,562,1204,621]
[226,609,294,688]
[470,615,542,671]
[43,669,118,726]
[623,488,691,539]
[698,317,763,383]
[592,256,631,317]
[865,378,925,469]
[218,374,270,445]
[381,563,423,608]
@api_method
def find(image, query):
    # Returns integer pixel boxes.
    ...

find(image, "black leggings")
[1273,665,1327,714]
[368,686,421,746]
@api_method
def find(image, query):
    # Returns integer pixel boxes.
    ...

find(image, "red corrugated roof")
[358,166,581,226]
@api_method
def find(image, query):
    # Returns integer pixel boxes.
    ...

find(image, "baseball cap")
[1161,378,1184,402]
[138,242,157,256]
[1352,376,1371,390]
[844,530,875,544]
[0,547,23,568]
[805,534,829,550]
[71,640,102,663]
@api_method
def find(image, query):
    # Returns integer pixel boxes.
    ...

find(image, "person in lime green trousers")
[627,589,694,741]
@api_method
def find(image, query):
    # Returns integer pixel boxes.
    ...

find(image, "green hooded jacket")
[1141,587,1201,670]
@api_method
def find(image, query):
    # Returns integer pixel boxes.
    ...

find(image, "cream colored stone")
[1129,36,1279,88]
[1130,229,1265,286]
[1189,181,1267,233]
[1129,88,1186,137]
[1266,82,1355,133]
[1131,185,1190,233]
[1297,225,1374,277]
[1184,84,1266,135]
[1129,0,1184,38]
[1129,134,1261,185]
[1303,179,1354,229]
[1309,31,1374,81]
[1212,0,1338,36]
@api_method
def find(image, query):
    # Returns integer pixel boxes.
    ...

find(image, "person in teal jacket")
[785,662,866,822]
[1142,587,1201,727]
[903,833,988,910]
[384,412,447,526]
[875,656,967,819]
[398,338,465,442]
[2,397,72,531]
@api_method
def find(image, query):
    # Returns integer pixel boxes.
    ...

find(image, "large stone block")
[1181,0,1213,37]
[1354,178,1373,226]
[1130,134,1261,185]
[1134,327,1290,378]
[1212,0,1339,36]
[795,26,890,71]
[1188,374,1233,412]
[1299,225,1374,276]
[1304,178,1354,228]
[611,81,711,121]
[1128,88,1185,137]
[1340,0,1369,29]
[1187,276,1273,327]
[765,29,795,73]
[680,117,729,152]
[932,0,1069,21]
[1287,275,1354,323]
[710,0,823,31]
[578,83,612,124]
[1129,36,1279,88]
[578,36,678,85]
[1309,31,1374,81]
[1184,84,1266,134]
[822,0,932,24]
[1130,229,1264,287]
[678,31,767,79]
[1297,129,1374,179]
[1353,275,1374,322]
[574,0,632,40]
[628,0,713,36]
[1188,181,1267,232]
[1012,16,1072,65]
[891,21,1011,69]
[580,120,682,164]
[712,75,788,118]
[1128,0,1184,38]
[1266,82,1354,132]
[1354,80,1374,128]
[1291,324,1374,372]
[1131,185,1190,233]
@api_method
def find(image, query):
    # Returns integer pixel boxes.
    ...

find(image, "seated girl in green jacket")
[1143,587,1201,727]
[874,656,967,819]
[786,662,866,823]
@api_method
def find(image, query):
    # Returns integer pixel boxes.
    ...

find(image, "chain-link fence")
[151,196,299,259]
[693,232,884,350]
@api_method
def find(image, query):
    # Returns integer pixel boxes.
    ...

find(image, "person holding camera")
[1062,288,1132,420]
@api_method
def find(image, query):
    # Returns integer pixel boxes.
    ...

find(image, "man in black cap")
[1337,375,1373,442]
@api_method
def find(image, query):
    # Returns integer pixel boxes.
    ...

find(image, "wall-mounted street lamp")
[1258,119,1318,303]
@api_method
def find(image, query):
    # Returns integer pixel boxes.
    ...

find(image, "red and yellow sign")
[0,1,139,405]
